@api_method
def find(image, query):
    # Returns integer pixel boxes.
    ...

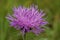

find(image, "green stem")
[22,34,26,40]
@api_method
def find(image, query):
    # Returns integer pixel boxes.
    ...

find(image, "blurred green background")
[0,0,60,40]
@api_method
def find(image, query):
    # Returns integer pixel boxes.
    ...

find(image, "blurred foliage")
[0,0,60,40]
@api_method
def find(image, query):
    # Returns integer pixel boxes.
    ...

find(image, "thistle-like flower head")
[6,6,47,35]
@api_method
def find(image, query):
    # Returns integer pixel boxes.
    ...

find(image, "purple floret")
[6,6,48,35]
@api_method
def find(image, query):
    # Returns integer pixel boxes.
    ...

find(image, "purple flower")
[6,6,47,35]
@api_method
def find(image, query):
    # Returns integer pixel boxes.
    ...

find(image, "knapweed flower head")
[6,6,47,35]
